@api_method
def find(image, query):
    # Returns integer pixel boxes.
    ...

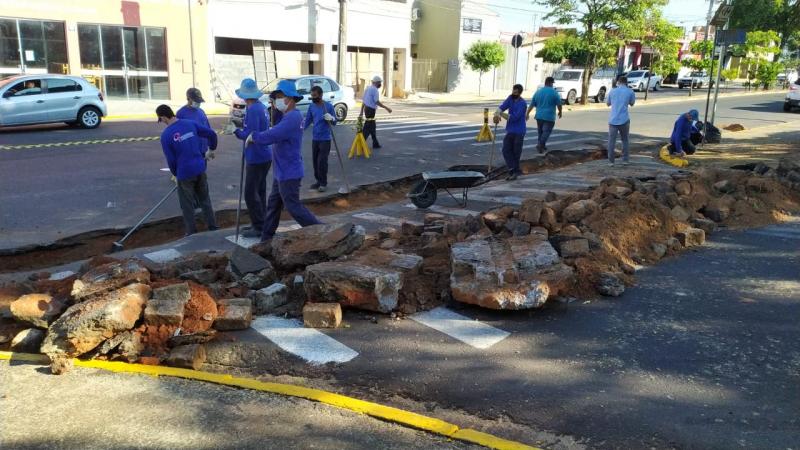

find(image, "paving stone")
[690,217,718,234]
[596,272,625,297]
[229,247,272,277]
[562,199,599,223]
[144,283,190,327]
[165,344,206,370]
[71,259,150,301]
[303,303,342,328]
[179,268,217,285]
[268,223,366,271]
[10,328,46,353]
[550,236,590,258]
[252,283,290,315]
[213,298,252,331]
[677,227,706,247]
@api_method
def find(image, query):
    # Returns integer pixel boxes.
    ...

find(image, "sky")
[489,0,716,35]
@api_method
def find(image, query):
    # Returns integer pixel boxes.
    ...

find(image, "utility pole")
[187,0,197,87]
[337,0,348,86]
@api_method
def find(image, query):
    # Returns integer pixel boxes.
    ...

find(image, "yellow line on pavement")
[0,351,539,450]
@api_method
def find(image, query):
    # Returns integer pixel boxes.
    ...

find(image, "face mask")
[511,94,520,99]
[274,97,288,112]
[191,101,201,108]
[312,97,321,103]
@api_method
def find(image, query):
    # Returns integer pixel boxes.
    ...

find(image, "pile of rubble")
[0,157,797,374]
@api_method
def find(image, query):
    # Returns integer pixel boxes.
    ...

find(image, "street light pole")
[187,0,197,87]
[337,0,348,85]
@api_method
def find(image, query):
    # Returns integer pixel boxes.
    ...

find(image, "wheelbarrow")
[408,170,486,209]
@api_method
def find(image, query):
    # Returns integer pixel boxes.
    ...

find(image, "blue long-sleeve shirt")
[234,101,272,164]
[252,109,304,181]
[176,105,211,154]
[160,119,218,181]
[303,101,337,141]
[670,114,692,153]
[499,96,528,135]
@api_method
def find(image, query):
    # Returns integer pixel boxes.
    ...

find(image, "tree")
[682,40,714,73]
[729,0,800,49]
[463,41,506,96]
[536,31,589,65]
[536,0,668,104]
[641,10,683,98]
[731,30,782,89]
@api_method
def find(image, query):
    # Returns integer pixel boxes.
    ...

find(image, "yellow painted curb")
[0,351,540,450]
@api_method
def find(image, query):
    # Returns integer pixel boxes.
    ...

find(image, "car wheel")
[334,103,348,121]
[566,89,577,105]
[785,102,792,112]
[595,87,606,103]
[78,106,101,129]
[653,82,661,91]
[678,84,684,89]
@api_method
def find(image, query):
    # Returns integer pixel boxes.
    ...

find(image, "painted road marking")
[403,203,481,217]
[143,248,183,263]
[352,212,423,227]
[393,122,470,134]
[226,235,260,248]
[49,270,75,281]
[251,316,358,365]
[470,133,510,146]
[379,120,466,131]
[419,127,481,138]
[411,307,510,350]
[443,133,502,142]
[467,194,523,205]
[377,120,441,131]
[392,108,451,116]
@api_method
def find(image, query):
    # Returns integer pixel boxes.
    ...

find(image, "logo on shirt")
[172,131,195,142]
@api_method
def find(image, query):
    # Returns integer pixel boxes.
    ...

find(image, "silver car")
[0,74,107,129]
[230,75,356,125]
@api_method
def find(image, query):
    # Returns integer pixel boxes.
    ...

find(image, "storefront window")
[42,21,66,73]
[77,23,168,100]
[19,20,46,69]
[78,25,101,70]
[0,18,20,68]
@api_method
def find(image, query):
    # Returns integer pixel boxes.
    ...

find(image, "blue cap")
[273,79,304,102]
[689,109,699,121]
[236,78,262,100]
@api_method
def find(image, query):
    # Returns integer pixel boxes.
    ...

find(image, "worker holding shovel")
[233,78,274,238]
[246,80,322,242]
[303,85,337,192]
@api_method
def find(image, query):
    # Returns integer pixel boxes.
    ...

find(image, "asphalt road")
[0,362,483,450]
[0,91,795,249]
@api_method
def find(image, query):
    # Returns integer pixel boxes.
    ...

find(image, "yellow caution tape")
[659,145,689,168]
[0,350,540,449]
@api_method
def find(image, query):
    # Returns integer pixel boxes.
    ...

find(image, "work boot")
[309,183,320,190]
[373,142,382,149]
[317,185,327,192]
[537,144,544,154]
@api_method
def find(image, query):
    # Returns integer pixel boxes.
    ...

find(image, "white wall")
[447,0,502,93]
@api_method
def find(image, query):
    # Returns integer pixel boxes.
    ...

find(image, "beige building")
[0,0,210,102]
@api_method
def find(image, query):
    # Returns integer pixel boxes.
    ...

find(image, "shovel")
[327,119,351,194]
[112,185,178,252]
[487,122,499,173]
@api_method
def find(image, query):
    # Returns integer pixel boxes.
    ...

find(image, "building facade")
[0,0,211,103]
[207,0,413,101]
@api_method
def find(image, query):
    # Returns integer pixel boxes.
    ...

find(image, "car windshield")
[553,71,581,81]
[690,72,705,77]
[628,71,645,78]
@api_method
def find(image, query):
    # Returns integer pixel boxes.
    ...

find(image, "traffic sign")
[511,34,523,48]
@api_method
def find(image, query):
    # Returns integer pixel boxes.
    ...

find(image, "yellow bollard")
[348,116,371,159]
[475,108,494,142]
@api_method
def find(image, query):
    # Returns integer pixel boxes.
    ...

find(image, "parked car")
[0,74,106,128]
[229,75,356,125]
[677,72,714,89]
[626,70,662,91]
[551,68,615,104]
[784,78,800,112]
[777,70,799,86]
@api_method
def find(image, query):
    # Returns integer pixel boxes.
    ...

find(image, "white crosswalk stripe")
[411,307,510,349]
[377,120,442,131]
[419,127,481,138]
[444,133,501,142]
[394,122,470,134]
[251,316,359,365]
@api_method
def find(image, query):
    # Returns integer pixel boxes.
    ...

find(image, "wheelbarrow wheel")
[409,180,437,209]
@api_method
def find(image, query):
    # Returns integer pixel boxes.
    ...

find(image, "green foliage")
[682,57,711,72]
[755,60,784,88]
[655,57,682,76]
[536,32,589,65]
[463,41,506,74]
[642,11,683,76]
[729,0,800,48]
[462,41,506,95]
[721,67,740,81]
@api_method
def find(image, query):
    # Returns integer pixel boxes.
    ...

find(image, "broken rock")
[253,283,290,315]
[550,236,590,258]
[268,223,366,270]
[179,268,217,285]
[703,205,730,223]
[144,282,190,327]
[10,328,46,353]
[450,235,573,310]
[214,298,252,331]
[303,303,342,328]
[304,249,422,313]
[71,260,150,301]
[670,205,691,222]
[165,344,206,370]
[504,218,531,236]
[596,273,625,297]
[240,268,277,290]
[690,218,718,234]
[562,199,599,223]
[10,293,67,328]
[41,283,150,358]
[518,198,543,224]
[168,330,217,347]
[677,227,705,247]
[229,247,273,278]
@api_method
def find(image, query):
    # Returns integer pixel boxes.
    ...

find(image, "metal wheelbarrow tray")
[407,170,486,209]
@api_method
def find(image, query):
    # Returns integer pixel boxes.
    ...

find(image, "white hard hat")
[372,75,383,83]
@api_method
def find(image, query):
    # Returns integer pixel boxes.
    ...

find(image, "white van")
[551,68,615,104]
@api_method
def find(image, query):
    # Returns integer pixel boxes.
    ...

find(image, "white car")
[777,70,799,86]
[626,70,662,92]
[551,68,615,104]
[0,74,107,128]
[677,72,714,89]
[784,78,800,112]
